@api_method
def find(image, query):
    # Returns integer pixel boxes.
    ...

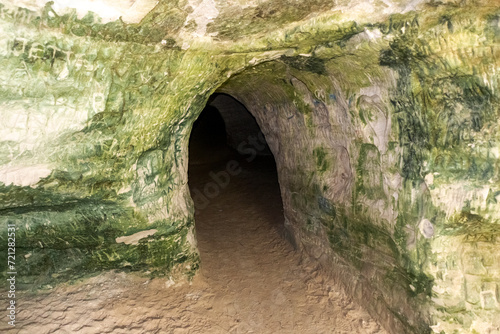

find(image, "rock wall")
[217,6,500,333]
[0,2,208,286]
[0,0,499,333]
[218,52,427,333]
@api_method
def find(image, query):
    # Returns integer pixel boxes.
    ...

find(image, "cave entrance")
[187,93,285,263]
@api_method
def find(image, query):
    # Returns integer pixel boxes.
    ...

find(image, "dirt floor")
[0,149,388,334]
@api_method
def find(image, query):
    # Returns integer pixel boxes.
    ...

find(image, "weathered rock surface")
[0,0,499,333]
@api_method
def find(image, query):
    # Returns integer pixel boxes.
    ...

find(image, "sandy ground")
[0,152,387,334]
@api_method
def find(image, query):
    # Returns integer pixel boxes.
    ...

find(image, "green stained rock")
[1,1,500,333]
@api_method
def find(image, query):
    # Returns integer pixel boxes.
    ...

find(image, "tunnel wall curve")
[219,61,429,333]
[216,24,500,331]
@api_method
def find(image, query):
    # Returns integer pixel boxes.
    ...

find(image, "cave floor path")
[4,155,386,334]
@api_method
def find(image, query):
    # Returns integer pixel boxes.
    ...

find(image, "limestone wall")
[217,7,500,333]
[0,1,499,333]
[0,2,204,286]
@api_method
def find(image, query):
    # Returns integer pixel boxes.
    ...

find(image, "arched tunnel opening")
[188,93,286,267]
[183,92,386,333]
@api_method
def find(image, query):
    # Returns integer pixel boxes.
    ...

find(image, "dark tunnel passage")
[187,93,286,261]
[179,94,385,333]
[188,93,273,168]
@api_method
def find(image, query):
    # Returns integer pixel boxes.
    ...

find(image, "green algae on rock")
[0,0,499,333]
